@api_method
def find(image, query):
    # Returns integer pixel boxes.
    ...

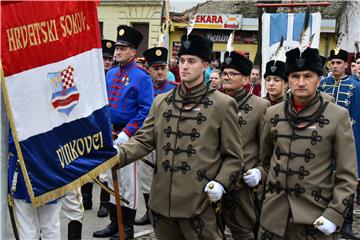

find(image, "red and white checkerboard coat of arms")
[49,65,80,115]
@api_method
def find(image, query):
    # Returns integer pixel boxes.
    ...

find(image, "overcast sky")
[170,0,207,13]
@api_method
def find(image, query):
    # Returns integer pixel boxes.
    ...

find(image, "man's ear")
[202,61,209,72]
[315,76,321,87]
[242,76,250,86]
[130,48,137,58]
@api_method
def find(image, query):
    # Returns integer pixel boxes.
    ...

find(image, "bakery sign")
[194,14,242,30]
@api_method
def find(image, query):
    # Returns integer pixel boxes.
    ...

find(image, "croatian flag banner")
[1,1,118,206]
[261,12,321,96]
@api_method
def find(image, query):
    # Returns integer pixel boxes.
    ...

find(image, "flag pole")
[0,65,9,240]
[112,167,125,240]
[165,0,170,50]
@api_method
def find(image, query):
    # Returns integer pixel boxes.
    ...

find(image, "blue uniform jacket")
[350,74,360,82]
[106,60,154,136]
[154,80,177,97]
[319,75,360,178]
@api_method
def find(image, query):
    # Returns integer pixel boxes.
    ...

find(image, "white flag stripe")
[287,14,294,44]
[6,48,108,141]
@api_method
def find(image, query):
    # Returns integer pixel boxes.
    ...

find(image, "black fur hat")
[178,34,213,62]
[285,47,323,76]
[320,55,327,68]
[222,51,253,76]
[264,60,287,81]
[328,48,348,62]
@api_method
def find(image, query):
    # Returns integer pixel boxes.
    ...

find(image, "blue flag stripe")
[18,106,117,197]
[269,13,288,46]
[292,13,313,42]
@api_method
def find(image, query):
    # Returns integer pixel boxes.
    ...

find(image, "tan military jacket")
[117,81,244,218]
[259,93,357,237]
[319,91,335,103]
[264,93,285,106]
[224,88,270,228]
[233,89,271,170]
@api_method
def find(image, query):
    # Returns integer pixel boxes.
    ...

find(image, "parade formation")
[2,1,360,240]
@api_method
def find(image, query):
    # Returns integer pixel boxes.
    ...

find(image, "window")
[99,21,103,39]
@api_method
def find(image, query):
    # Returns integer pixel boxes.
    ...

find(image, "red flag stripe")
[1,1,101,76]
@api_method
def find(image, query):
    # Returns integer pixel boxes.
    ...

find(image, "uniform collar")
[154,80,169,89]
[329,74,349,82]
[265,93,285,106]
[287,92,321,116]
[180,80,207,96]
[171,80,213,112]
[284,92,327,129]
[292,99,307,113]
[119,59,136,71]
[233,88,252,109]
[232,88,249,101]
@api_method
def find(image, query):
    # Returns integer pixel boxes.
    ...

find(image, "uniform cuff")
[322,207,344,228]
[122,128,132,137]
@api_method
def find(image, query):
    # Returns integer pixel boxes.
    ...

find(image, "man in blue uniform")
[81,39,116,218]
[318,48,360,236]
[144,47,178,97]
[93,25,154,240]
[134,47,177,226]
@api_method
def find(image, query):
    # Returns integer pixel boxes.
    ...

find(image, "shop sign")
[194,14,242,30]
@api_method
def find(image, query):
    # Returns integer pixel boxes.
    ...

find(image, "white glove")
[243,168,261,187]
[112,145,122,170]
[313,216,337,235]
[114,131,129,145]
[113,144,119,153]
[204,181,225,202]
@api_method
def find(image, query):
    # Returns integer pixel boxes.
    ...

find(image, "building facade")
[97,0,163,57]
[168,1,342,62]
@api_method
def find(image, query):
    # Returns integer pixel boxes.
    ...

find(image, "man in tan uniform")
[113,34,244,239]
[258,47,358,239]
[134,47,178,226]
[220,50,270,239]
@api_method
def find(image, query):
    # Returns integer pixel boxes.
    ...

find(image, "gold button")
[155,49,162,56]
